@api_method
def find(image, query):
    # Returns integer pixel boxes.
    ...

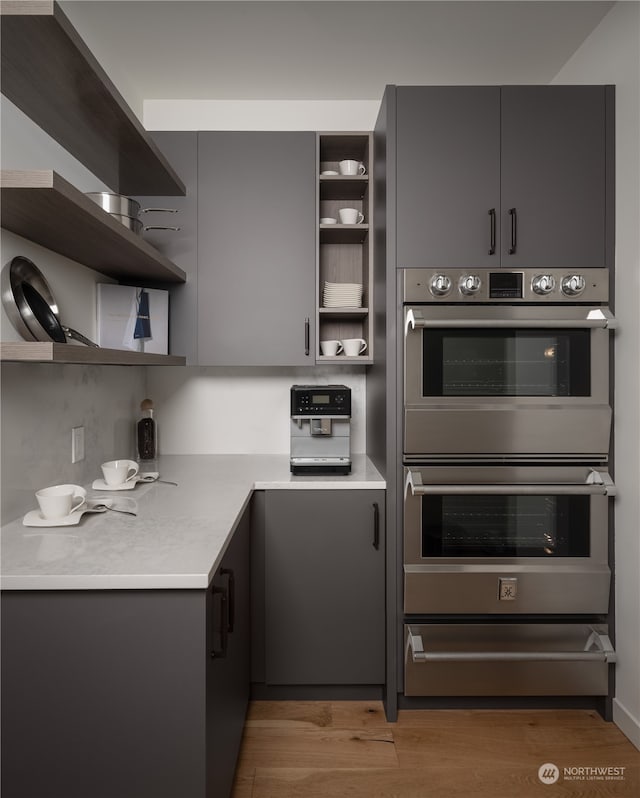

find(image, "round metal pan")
[86,191,141,217]
[109,212,180,236]
[1,256,98,347]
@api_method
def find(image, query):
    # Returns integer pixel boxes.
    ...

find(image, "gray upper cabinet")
[395,85,611,269]
[500,86,607,270]
[396,86,501,270]
[198,132,316,365]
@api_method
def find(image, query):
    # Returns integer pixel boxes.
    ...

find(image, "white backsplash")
[146,365,367,455]
[1,363,145,525]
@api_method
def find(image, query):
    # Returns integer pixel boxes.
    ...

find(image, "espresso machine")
[290,385,351,474]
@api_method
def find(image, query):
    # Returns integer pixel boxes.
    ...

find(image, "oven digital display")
[490,272,523,298]
[311,394,330,404]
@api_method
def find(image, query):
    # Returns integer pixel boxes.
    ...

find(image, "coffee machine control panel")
[291,385,351,416]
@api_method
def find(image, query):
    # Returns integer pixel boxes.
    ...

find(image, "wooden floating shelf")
[319,307,369,319]
[0,342,186,366]
[0,1,185,196]
[319,224,370,244]
[319,175,368,200]
[316,355,372,364]
[1,170,186,283]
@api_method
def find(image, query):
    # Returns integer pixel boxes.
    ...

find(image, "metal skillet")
[1,256,98,347]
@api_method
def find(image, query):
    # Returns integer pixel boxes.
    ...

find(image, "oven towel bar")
[406,626,617,664]
[404,307,617,336]
[404,470,616,498]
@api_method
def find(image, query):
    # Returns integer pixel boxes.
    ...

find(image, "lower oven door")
[404,623,615,696]
[404,304,614,461]
[403,466,614,615]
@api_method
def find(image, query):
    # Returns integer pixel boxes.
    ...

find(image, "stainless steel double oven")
[401,268,617,698]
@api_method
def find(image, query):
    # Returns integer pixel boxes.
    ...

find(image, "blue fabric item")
[134,289,151,339]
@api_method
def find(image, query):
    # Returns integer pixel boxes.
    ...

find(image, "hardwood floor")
[232,701,640,797]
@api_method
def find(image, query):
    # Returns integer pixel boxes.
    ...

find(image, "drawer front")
[404,623,613,697]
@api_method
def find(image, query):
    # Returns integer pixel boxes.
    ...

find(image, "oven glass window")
[422,495,590,558]
[423,329,590,396]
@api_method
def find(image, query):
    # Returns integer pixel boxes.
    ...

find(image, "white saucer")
[321,170,339,175]
[92,478,138,491]
[23,505,104,527]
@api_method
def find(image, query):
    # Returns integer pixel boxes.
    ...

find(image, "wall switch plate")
[72,426,85,463]
[498,577,518,601]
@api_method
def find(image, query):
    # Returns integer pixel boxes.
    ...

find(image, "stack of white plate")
[323,281,363,308]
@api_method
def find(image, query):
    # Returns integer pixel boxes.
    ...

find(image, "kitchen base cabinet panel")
[1,513,250,798]
[262,489,385,686]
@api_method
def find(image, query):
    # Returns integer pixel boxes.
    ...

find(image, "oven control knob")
[532,274,556,295]
[561,274,587,296]
[459,274,481,296]
[429,274,452,297]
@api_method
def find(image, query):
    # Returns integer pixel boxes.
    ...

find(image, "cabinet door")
[207,508,251,797]
[396,86,501,269]
[264,489,385,685]
[501,86,607,269]
[198,132,316,365]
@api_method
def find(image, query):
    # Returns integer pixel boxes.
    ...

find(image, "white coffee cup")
[36,484,86,519]
[320,217,337,225]
[101,459,139,487]
[341,338,368,356]
[339,159,366,176]
[320,340,344,357]
[339,208,365,225]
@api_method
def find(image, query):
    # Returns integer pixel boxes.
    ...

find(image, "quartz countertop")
[0,454,385,591]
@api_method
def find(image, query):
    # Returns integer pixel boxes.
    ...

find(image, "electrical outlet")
[498,577,518,601]
[72,426,85,463]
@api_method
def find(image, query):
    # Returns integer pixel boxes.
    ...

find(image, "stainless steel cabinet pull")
[407,628,616,664]
[372,502,380,550]
[488,208,496,255]
[304,317,310,356]
[508,207,517,254]
[404,470,616,498]
[405,307,617,332]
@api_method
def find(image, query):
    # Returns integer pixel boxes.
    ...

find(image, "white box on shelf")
[97,284,169,354]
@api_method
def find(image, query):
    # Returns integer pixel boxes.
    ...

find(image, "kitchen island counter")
[0,454,384,591]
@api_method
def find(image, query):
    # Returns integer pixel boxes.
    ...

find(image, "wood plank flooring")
[232,701,640,797]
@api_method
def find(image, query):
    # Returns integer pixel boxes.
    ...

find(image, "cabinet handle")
[220,567,235,633]
[304,318,310,356]
[508,207,517,254]
[372,502,380,550]
[210,585,228,659]
[488,208,496,255]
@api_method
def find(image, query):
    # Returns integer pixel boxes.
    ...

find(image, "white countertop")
[0,454,385,591]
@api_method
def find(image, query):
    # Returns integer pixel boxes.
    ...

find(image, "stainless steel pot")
[86,192,180,235]
[1,256,98,347]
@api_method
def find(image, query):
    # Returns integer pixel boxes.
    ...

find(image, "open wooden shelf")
[319,175,368,200]
[1,170,186,283]
[319,224,370,244]
[319,307,369,319]
[0,341,186,366]
[316,355,372,365]
[0,0,185,197]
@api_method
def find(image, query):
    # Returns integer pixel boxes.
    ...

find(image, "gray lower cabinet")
[261,489,385,685]
[395,85,611,270]
[197,132,316,365]
[1,513,250,798]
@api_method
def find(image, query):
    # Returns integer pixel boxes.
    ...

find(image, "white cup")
[36,484,86,519]
[341,338,368,356]
[101,459,139,487]
[320,340,344,356]
[320,217,337,225]
[339,208,365,225]
[339,159,366,176]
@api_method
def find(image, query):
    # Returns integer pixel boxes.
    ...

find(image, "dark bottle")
[137,398,156,460]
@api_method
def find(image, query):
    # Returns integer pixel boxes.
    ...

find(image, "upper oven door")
[404,305,614,461]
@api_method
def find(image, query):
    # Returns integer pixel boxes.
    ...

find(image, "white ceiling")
[61,1,615,110]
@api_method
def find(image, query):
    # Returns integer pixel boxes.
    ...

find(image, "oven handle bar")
[406,627,617,664]
[404,469,616,498]
[405,307,617,335]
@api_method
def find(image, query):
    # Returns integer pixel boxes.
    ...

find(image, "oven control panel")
[404,268,609,304]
